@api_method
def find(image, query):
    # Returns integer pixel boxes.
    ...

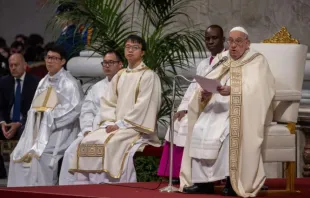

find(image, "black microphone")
[204,56,228,76]
[202,56,228,77]
[211,56,228,70]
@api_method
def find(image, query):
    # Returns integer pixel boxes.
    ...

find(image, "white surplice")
[165,57,213,147]
[179,49,275,198]
[7,68,84,187]
[59,78,110,185]
[70,62,162,184]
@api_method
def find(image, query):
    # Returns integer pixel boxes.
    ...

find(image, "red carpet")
[0,178,309,198]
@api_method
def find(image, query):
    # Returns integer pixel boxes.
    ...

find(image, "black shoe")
[172,178,180,185]
[183,183,214,194]
[222,177,237,196]
[261,185,268,190]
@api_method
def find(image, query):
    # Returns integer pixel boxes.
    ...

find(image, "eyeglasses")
[45,55,62,62]
[125,45,141,51]
[101,60,120,67]
[227,38,247,46]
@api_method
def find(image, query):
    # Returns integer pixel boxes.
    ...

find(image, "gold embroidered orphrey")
[221,51,261,195]
[229,65,242,195]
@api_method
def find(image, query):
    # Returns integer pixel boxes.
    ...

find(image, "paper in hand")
[194,75,222,93]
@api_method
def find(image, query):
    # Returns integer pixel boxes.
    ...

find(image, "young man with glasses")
[59,50,123,185]
[180,27,275,197]
[70,35,162,184]
[8,44,84,187]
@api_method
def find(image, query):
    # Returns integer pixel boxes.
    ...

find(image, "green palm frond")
[45,0,206,127]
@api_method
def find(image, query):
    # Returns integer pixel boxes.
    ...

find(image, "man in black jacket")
[0,53,39,178]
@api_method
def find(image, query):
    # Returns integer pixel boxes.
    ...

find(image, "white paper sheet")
[194,75,222,93]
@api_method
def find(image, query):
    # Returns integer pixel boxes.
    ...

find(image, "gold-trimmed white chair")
[251,28,308,193]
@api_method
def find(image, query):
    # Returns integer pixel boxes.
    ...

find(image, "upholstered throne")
[251,27,308,193]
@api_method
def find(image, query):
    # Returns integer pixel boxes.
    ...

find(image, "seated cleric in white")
[179,26,275,197]
[59,50,123,185]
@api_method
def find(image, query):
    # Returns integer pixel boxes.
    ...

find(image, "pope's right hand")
[173,110,187,121]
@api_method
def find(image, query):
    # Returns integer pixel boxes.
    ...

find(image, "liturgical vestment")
[59,78,110,185]
[8,68,84,187]
[70,62,161,183]
[179,49,275,198]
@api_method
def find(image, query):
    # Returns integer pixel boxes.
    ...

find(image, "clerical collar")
[15,72,26,81]
[48,68,64,82]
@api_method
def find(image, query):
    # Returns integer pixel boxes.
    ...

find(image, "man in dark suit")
[0,53,39,178]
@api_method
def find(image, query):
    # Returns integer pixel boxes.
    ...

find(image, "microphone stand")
[160,75,196,193]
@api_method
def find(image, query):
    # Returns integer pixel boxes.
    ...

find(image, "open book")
[194,75,222,93]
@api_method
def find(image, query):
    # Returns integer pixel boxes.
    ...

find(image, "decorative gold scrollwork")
[263,27,299,44]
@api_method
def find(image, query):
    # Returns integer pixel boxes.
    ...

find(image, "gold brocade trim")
[262,27,299,44]
[124,119,154,134]
[116,69,126,97]
[198,58,231,113]
[287,122,296,134]
[199,94,212,113]
[13,153,32,163]
[13,152,40,163]
[42,86,52,107]
[229,66,242,196]
[33,86,54,112]
[223,50,261,69]
[135,69,148,103]
[76,133,114,169]
[117,134,141,178]
[32,107,49,112]
[72,134,141,179]
[98,119,116,126]
[79,144,105,157]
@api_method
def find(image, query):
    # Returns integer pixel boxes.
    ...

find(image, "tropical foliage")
[44,0,206,127]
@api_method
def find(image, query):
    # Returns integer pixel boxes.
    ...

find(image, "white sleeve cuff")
[0,121,6,125]
[100,121,115,129]
[81,127,92,135]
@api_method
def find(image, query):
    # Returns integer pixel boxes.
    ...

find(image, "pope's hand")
[173,110,187,121]
[106,125,119,133]
[217,86,231,96]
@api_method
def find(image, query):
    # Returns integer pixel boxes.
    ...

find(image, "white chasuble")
[70,62,161,180]
[8,68,84,187]
[179,49,275,198]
